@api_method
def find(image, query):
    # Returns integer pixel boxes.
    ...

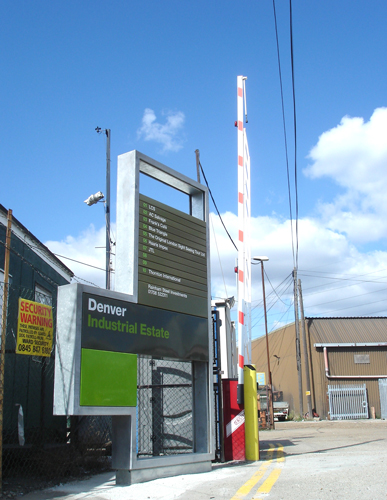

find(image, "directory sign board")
[138,194,208,318]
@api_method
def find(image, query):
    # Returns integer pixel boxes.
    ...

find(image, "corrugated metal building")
[251,317,387,419]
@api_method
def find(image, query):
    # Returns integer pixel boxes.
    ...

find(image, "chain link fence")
[0,282,197,497]
[137,357,193,458]
[0,283,111,496]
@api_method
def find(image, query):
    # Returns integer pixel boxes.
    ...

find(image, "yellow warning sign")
[16,298,53,357]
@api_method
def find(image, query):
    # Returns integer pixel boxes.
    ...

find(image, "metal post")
[243,365,259,460]
[0,209,12,491]
[195,149,201,183]
[260,261,274,429]
[293,268,303,417]
[298,279,313,419]
[105,129,111,290]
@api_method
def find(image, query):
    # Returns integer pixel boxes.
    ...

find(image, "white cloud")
[137,108,185,153]
[46,210,387,339]
[45,224,110,288]
[304,107,387,243]
[46,107,387,339]
[209,210,387,337]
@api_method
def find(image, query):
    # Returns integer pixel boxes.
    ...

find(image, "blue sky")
[2,1,387,338]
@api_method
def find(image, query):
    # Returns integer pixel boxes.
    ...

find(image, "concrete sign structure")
[54,150,213,485]
[54,285,140,416]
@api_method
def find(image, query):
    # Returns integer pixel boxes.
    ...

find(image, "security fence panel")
[379,379,387,420]
[328,384,369,420]
[137,356,193,458]
[212,309,223,462]
[0,283,112,497]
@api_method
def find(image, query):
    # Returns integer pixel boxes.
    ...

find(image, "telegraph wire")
[0,240,64,289]
[303,279,387,297]
[251,299,294,337]
[299,267,387,280]
[311,297,387,316]
[71,275,101,288]
[272,0,295,267]
[250,274,294,331]
[19,241,108,274]
[264,268,291,306]
[304,285,387,308]
[51,253,108,273]
[5,238,106,289]
[251,272,293,312]
[298,272,387,286]
[199,161,238,252]
[289,0,299,269]
[209,213,228,298]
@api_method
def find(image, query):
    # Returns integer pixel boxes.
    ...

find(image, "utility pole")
[105,129,111,290]
[0,209,12,491]
[195,149,201,183]
[298,279,313,419]
[259,259,274,430]
[293,268,303,417]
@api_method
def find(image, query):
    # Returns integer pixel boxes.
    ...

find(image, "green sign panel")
[138,194,208,318]
[80,349,137,407]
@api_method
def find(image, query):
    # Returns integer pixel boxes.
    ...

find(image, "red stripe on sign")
[238,155,243,166]
[238,121,243,131]
[239,270,244,283]
[238,192,243,203]
[239,354,244,367]
[238,87,243,97]
[239,230,243,242]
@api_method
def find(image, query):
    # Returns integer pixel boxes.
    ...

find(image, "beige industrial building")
[251,317,387,419]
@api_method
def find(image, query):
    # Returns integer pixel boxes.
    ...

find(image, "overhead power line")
[199,161,238,252]
[271,0,299,269]
[289,0,299,269]
[52,253,108,272]
[298,272,387,286]
[272,0,295,267]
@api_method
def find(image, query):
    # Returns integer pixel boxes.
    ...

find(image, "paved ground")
[20,419,387,500]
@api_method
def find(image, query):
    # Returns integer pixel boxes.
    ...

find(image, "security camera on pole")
[85,128,111,290]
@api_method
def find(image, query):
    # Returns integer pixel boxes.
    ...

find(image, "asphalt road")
[21,419,387,500]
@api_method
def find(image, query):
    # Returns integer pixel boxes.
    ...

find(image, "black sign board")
[81,293,209,362]
[138,194,208,318]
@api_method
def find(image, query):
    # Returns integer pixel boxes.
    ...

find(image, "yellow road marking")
[231,443,285,500]
[266,443,275,462]
[230,463,269,500]
[253,468,282,498]
[230,443,284,500]
[276,444,284,462]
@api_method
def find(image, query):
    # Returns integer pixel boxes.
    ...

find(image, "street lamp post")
[104,128,111,290]
[84,127,111,290]
[253,256,275,430]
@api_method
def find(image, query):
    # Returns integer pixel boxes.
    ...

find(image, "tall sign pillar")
[114,150,213,484]
[54,150,213,487]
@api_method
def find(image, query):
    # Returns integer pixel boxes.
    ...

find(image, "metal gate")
[137,357,193,457]
[328,384,369,420]
[212,309,223,462]
[379,379,387,420]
